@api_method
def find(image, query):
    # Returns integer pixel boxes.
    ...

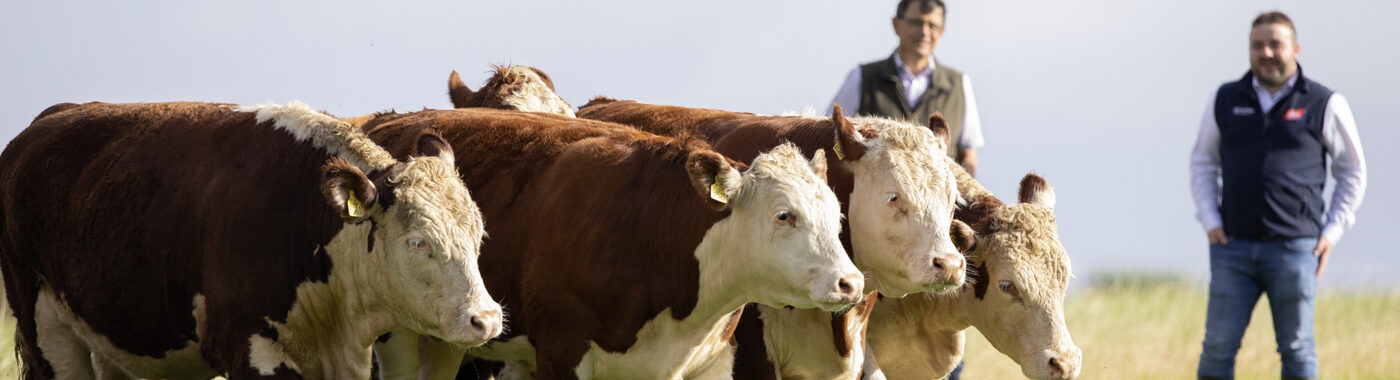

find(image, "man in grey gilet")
[830,0,984,176]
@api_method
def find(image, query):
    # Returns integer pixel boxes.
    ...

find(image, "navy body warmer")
[1213,67,1334,240]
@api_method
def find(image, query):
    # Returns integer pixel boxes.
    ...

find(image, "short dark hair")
[895,0,945,19]
[1252,11,1296,36]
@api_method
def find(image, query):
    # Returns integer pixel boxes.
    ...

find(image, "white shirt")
[1189,73,1368,244]
[828,56,984,150]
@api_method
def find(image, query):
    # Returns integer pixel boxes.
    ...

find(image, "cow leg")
[92,353,138,380]
[35,293,98,380]
[374,327,421,380]
[415,333,466,380]
[684,346,735,380]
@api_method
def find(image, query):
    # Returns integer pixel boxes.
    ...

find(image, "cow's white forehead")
[855,120,959,214]
[733,143,834,205]
[499,66,575,117]
[387,156,486,259]
[979,204,1071,299]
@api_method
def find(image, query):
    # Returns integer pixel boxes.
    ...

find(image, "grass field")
[960,276,1400,379]
[1,278,1396,379]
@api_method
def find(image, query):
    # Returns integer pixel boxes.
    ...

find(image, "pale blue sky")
[3,1,1394,290]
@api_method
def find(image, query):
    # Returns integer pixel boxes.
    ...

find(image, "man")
[1190,11,1367,380]
[830,0,983,176]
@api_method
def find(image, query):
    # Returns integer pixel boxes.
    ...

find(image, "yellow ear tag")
[344,190,365,218]
[709,176,729,204]
[832,139,845,160]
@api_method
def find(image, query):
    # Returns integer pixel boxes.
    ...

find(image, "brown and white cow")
[447,65,574,116]
[863,168,1082,380]
[362,109,862,379]
[0,101,501,379]
[577,99,968,379]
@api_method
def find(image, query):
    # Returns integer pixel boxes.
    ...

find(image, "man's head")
[891,0,946,61]
[1249,11,1300,89]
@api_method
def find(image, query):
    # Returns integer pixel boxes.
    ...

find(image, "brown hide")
[578,100,872,376]
[363,109,743,378]
[0,102,386,378]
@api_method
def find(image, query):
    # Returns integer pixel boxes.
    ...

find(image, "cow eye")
[886,193,900,204]
[407,238,431,253]
[999,281,1020,298]
[774,211,796,225]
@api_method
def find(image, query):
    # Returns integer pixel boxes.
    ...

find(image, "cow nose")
[835,273,864,302]
[932,255,965,284]
[467,307,503,341]
[1046,350,1081,379]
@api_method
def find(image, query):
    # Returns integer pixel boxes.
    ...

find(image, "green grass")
[1,278,1396,379]
[960,277,1400,379]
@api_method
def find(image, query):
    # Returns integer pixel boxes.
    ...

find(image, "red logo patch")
[1284,108,1306,121]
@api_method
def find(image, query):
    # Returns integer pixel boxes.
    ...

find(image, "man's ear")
[321,159,378,222]
[686,150,743,211]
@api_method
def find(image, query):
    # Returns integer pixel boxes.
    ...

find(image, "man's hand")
[1314,237,1333,278]
[1207,227,1229,245]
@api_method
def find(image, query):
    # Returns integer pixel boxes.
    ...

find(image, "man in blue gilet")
[1189,11,1367,380]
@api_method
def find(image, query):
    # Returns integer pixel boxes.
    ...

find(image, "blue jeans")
[1198,237,1319,379]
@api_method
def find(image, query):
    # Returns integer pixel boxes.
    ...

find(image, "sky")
[2,1,1395,291]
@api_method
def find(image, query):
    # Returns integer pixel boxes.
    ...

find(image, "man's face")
[892,3,945,60]
[1249,23,1300,87]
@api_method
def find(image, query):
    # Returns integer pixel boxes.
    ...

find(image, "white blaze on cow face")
[370,155,502,347]
[707,143,863,311]
[966,179,1081,380]
[844,117,965,297]
[499,66,576,117]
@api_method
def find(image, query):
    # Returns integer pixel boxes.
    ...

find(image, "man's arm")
[957,74,985,176]
[1314,93,1368,277]
[1190,93,1226,244]
[829,66,862,116]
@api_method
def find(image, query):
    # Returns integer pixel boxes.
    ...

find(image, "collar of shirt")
[892,54,935,109]
[1251,71,1299,113]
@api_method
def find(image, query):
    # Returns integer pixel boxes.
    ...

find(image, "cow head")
[962,174,1081,379]
[688,143,863,311]
[838,110,965,297]
[447,65,575,116]
[320,132,503,348]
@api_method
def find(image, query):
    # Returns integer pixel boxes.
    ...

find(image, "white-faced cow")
[577,98,968,379]
[447,65,575,116]
[0,101,501,379]
[361,109,862,380]
[864,167,1082,380]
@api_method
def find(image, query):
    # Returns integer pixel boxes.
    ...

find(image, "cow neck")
[264,220,394,379]
[691,216,757,326]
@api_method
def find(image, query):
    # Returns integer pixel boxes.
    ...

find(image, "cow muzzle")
[811,268,865,311]
[1029,346,1082,379]
[919,251,966,294]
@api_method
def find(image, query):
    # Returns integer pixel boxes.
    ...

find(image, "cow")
[0,101,502,379]
[447,65,574,116]
[576,98,969,379]
[361,108,863,379]
[863,169,1082,380]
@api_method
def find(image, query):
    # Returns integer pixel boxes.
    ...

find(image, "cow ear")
[321,159,378,222]
[950,219,976,253]
[1017,173,1055,210]
[831,104,868,162]
[686,150,743,211]
[809,150,828,182]
[928,112,951,149]
[413,128,455,165]
[448,70,474,109]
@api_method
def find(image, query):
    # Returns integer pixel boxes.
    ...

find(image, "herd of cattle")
[0,65,1081,380]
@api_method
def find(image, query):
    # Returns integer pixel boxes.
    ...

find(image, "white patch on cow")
[248,334,299,376]
[33,287,216,379]
[570,307,738,379]
[757,305,864,379]
[498,66,576,117]
[232,100,397,172]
